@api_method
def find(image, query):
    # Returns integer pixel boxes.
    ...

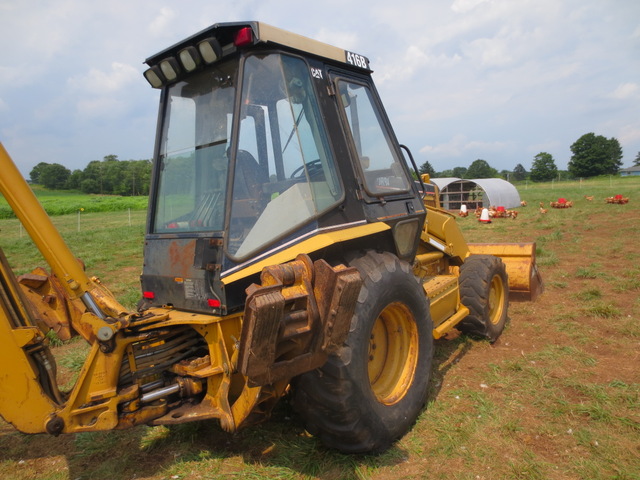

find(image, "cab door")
[329,72,426,260]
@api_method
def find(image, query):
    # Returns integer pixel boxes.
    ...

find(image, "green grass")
[582,301,622,318]
[0,187,147,219]
[0,208,146,308]
[574,288,602,301]
[57,340,90,373]
[576,264,604,279]
[614,268,640,293]
[56,339,92,391]
[536,249,559,267]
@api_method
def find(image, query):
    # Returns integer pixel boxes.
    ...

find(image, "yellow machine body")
[467,243,543,301]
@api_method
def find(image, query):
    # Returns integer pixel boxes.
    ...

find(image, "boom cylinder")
[0,143,96,301]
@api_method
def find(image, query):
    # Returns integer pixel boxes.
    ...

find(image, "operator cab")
[140,22,424,314]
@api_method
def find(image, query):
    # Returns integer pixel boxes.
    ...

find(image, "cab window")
[227,53,342,259]
[152,60,237,233]
[337,80,410,196]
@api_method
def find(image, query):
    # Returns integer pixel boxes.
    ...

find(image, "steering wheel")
[290,159,325,181]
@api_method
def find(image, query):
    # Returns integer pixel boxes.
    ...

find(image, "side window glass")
[338,80,410,196]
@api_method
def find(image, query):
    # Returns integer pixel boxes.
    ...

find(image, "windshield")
[152,59,238,233]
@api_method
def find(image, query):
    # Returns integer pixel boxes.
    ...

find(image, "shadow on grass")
[0,402,407,480]
[427,331,477,404]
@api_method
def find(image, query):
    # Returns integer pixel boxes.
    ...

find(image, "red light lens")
[207,299,221,308]
[143,291,155,299]
[234,27,253,46]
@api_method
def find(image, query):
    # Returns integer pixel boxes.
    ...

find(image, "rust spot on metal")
[167,239,197,278]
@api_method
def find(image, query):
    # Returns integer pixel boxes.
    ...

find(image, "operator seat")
[233,149,268,200]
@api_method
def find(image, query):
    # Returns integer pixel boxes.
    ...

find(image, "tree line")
[29,155,152,196]
[28,132,638,194]
[419,132,635,182]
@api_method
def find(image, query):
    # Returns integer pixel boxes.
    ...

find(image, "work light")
[143,66,165,88]
[178,46,201,72]
[197,38,222,64]
[159,57,180,82]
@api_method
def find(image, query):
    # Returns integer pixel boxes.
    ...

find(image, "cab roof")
[144,21,371,88]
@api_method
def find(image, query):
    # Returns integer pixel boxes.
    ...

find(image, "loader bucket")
[467,243,543,301]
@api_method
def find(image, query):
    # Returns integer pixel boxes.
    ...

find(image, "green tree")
[530,152,558,182]
[39,163,71,189]
[452,166,468,178]
[127,160,150,196]
[65,169,84,190]
[27,154,152,194]
[81,160,104,193]
[512,163,527,181]
[568,133,623,177]
[114,159,152,196]
[418,160,435,177]
[80,178,100,194]
[101,159,126,194]
[81,155,123,194]
[29,162,50,184]
[436,169,453,177]
[466,159,497,178]
[633,151,640,167]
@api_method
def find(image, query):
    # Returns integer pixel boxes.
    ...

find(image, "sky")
[1,0,639,178]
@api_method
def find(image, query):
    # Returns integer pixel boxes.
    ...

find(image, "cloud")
[68,62,139,94]
[315,28,359,51]
[74,97,129,120]
[464,35,512,67]
[148,7,176,36]
[526,140,564,158]
[451,0,490,14]
[617,124,640,147]
[420,134,510,160]
[64,62,141,121]
[608,83,640,100]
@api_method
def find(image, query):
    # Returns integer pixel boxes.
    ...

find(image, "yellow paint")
[368,302,419,406]
[222,223,390,285]
[468,242,542,299]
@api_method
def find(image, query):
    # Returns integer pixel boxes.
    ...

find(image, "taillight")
[234,27,253,47]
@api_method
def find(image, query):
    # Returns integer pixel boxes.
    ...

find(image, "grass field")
[0,186,148,219]
[0,176,639,480]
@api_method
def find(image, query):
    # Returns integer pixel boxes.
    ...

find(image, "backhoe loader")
[0,22,542,454]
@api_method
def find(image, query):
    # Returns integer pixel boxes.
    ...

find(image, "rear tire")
[293,251,433,454]
[458,254,509,342]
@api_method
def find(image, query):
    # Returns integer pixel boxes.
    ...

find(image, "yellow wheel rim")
[488,274,506,325]
[367,302,419,405]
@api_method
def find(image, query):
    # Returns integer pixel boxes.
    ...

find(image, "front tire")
[458,254,509,342]
[293,251,433,454]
